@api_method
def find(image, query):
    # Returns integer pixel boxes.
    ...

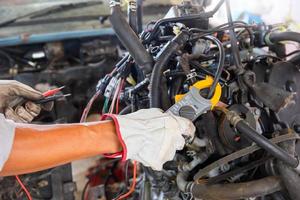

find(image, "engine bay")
[1,0,300,199]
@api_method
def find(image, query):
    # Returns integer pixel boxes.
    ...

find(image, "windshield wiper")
[0,1,103,28]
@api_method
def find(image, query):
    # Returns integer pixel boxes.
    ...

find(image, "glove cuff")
[101,114,127,161]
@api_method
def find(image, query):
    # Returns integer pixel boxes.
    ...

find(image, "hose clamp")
[226,110,243,127]
[264,32,275,46]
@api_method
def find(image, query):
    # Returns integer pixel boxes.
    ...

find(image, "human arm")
[0,120,121,176]
[0,80,195,176]
[1,108,195,176]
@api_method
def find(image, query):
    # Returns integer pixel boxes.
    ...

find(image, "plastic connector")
[104,76,118,99]
[96,75,111,95]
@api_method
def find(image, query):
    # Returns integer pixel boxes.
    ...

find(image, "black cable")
[204,35,225,99]
[81,178,92,200]
[284,50,300,58]
[190,24,254,44]
[189,21,252,33]
[225,0,243,73]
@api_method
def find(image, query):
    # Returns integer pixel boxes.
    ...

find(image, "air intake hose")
[149,31,189,108]
[265,31,300,45]
[109,1,153,74]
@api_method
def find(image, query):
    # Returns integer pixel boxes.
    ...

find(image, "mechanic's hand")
[103,108,195,170]
[0,80,51,123]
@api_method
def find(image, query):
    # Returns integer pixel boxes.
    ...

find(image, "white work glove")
[102,108,195,170]
[0,80,53,123]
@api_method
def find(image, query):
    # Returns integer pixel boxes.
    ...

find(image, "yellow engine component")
[174,76,222,109]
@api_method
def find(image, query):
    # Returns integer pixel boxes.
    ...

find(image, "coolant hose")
[277,140,300,200]
[235,120,299,168]
[109,3,153,74]
[265,31,300,45]
[149,31,189,108]
[191,176,283,200]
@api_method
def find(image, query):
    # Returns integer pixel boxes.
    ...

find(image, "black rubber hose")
[277,140,300,200]
[235,120,299,168]
[225,0,243,74]
[136,0,143,33]
[128,0,138,33]
[204,35,225,99]
[191,176,283,200]
[149,31,189,108]
[266,31,300,44]
[109,3,153,74]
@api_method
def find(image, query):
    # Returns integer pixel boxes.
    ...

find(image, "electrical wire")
[116,161,137,200]
[109,78,122,114]
[15,176,32,200]
[102,97,109,114]
[202,35,225,99]
[225,0,243,73]
[189,21,252,33]
[80,91,101,122]
[81,178,91,200]
[284,49,300,58]
[116,79,125,114]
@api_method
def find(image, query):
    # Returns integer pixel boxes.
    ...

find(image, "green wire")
[102,97,109,113]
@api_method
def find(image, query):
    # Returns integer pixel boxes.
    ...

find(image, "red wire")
[15,175,32,200]
[116,79,125,114]
[117,161,137,200]
[80,91,101,123]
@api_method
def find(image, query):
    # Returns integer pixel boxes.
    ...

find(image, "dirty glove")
[0,80,51,123]
[102,108,195,170]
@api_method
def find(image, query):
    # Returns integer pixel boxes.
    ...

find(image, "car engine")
[85,0,300,199]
